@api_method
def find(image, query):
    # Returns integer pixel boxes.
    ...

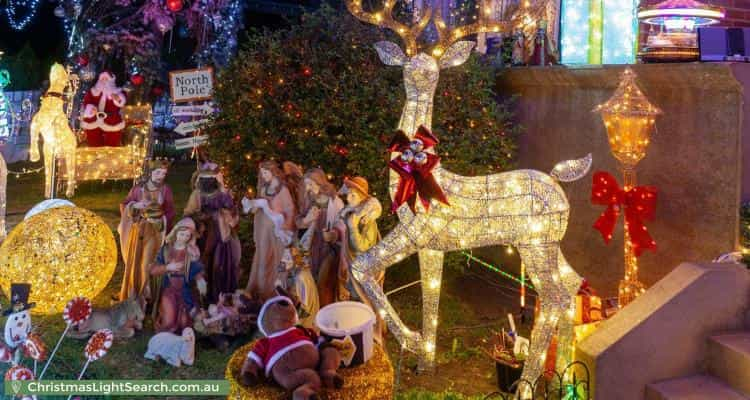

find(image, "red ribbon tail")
[625,208,657,257]
[593,206,619,244]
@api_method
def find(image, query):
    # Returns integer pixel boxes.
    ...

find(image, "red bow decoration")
[388,126,449,213]
[591,171,658,257]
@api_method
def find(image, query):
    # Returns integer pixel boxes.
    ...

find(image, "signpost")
[174,119,210,136]
[172,103,214,116]
[169,68,214,103]
[174,135,208,150]
[169,67,215,160]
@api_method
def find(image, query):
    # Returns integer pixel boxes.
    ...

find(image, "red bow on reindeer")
[591,171,658,257]
[388,126,449,213]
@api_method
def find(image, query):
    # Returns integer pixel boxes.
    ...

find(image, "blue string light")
[5,0,41,30]
[193,0,244,67]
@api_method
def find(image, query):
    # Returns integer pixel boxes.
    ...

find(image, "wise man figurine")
[529,20,557,66]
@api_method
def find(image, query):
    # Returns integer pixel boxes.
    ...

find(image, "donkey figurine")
[345,0,588,391]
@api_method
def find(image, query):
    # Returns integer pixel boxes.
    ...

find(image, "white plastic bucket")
[315,301,375,367]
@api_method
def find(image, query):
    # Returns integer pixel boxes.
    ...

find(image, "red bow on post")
[388,126,449,213]
[591,171,658,257]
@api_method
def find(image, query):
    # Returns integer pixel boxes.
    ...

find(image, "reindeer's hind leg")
[516,243,567,399]
[351,223,420,353]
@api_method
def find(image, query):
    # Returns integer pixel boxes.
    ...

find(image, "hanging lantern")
[166,0,182,12]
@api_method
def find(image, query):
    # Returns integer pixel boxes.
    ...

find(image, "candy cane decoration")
[39,297,91,379]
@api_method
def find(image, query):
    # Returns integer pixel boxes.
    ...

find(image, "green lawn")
[2,162,526,399]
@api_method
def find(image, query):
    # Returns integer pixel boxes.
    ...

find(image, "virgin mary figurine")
[150,218,207,333]
[118,159,175,304]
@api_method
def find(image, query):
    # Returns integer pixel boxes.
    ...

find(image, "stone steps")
[707,332,750,396]
[645,374,747,400]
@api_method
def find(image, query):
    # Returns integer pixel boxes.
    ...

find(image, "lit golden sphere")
[0,206,117,314]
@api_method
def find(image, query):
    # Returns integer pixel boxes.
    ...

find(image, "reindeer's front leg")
[417,248,442,371]
[352,221,420,352]
[43,146,54,199]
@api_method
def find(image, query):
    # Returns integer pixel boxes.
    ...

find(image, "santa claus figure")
[80,71,127,147]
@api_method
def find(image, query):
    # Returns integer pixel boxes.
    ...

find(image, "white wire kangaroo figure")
[345,0,589,392]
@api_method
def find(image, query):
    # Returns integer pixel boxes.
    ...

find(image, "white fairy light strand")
[5,0,41,30]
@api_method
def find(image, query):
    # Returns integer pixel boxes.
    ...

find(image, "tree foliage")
[207,4,521,209]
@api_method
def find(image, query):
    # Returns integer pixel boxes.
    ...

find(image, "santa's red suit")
[80,72,127,147]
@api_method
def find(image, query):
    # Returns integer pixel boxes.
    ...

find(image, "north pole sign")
[169,67,214,103]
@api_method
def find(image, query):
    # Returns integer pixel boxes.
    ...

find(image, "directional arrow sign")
[172,103,214,117]
[174,119,209,136]
[174,135,208,150]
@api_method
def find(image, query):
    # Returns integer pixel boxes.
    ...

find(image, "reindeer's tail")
[550,153,592,182]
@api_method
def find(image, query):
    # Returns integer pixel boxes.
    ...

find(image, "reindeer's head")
[374,40,476,101]
[48,63,69,93]
[347,0,507,133]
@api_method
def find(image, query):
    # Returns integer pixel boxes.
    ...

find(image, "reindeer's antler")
[432,0,507,57]
[346,0,432,56]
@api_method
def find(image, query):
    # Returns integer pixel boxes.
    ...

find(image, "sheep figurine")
[144,327,195,367]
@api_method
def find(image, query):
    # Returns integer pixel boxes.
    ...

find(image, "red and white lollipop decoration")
[63,297,92,327]
[5,365,34,381]
[63,329,112,400]
[39,297,92,380]
[84,329,113,362]
[23,333,48,362]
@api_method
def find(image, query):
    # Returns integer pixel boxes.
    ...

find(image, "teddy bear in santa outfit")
[80,71,127,147]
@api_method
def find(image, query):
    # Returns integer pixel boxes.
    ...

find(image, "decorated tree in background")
[58,0,243,101]
[207,4,521,214]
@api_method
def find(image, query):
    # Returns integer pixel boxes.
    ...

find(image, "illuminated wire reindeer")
[29,63,77,198]
[346,0,588,390]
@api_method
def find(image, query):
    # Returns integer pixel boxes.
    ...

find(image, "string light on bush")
[5,0,41,30]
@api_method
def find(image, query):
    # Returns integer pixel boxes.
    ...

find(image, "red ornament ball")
[276,139,287,149]
[151,86,164,96]
[302,67,312,77]
[166,0,182,12]
[76,54,89,67]
[130,74,144,86]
